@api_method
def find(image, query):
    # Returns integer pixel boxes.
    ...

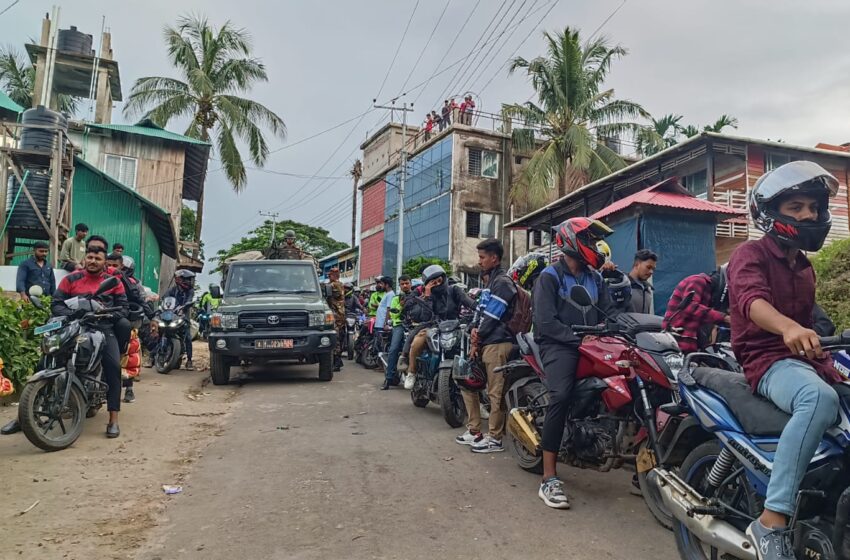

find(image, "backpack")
[505,279,532,336]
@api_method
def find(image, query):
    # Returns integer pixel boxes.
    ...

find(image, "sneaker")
[397,357,409,373]
[184,360,195,371]
[746,520,796,559]
[470,435,504,454]
[455,430,484,446]
[123,388,136,403]
[539,477,570,509]
[403,373,416,390]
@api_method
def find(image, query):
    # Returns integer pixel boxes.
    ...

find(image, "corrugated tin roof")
[0,90,24,115]
[591,178,746,221]
[73,157,178,258]
[85,119,210,146]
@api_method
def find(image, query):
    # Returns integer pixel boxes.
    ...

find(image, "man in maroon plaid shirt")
[662,269,730,353]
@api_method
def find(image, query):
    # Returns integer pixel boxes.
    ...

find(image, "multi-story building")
[358,115,532,287]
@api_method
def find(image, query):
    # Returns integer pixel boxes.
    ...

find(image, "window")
[466,210,497,238]
[532,230,542,246]
[765,152,792,172]
[104,154,138,189]
[468,148,499,178]
[682,169,708,199]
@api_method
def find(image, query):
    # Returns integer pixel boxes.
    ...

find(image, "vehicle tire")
[318,353,334,382]
[362,347,379,370]
[210,353,231,386]
[155,337,182,374]
[438,367,466,428]
[411,381,429,408]
[672,440,759,559]
[637,440,673,530]
[505,380,545,474]
[19,378,86,452]
[346,333,354,361]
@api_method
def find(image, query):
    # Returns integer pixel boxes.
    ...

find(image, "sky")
[5,0,850,287]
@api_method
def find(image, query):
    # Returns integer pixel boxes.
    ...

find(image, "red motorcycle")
[503,286,692,526]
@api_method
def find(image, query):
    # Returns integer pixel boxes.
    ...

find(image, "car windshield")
[226,264,318,297]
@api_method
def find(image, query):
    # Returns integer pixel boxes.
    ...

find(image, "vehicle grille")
[238,312,308,330]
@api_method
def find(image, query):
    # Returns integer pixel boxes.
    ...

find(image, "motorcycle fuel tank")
[576,336,627,380]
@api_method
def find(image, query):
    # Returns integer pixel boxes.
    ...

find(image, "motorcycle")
[355,316,387,370]
[409,319,469,428]
[650,329,850,560]
[153,296,192,374]
[18,277,122,451]
[503,286,689,522]
[196,302,212,340]
[343,312,359,360]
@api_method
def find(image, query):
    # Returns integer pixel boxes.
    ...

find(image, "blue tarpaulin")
[605,216,639,272]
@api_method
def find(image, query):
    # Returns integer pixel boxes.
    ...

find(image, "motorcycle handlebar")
[820,329,850,350]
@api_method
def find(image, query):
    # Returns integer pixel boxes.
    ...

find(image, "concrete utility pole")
[258,211,280,245]
[349,159,362,249]
[373,98,413,281]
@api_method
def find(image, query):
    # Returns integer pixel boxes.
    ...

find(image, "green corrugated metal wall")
[71,165,161,289]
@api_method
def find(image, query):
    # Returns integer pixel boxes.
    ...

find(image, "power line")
[397,0,451,96]
[587,0,628,42]
[0,0,19,17]
[374,0,421,101]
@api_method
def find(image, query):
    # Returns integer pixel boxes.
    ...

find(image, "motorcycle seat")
[691,367,790,436]
[517,333,544,370]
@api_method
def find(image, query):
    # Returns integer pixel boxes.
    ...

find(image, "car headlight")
[309,311,336,327]
[212,312,238,330]
[662,353,684,379]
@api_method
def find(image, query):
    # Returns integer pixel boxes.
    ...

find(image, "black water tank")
[57,26,93,56]
[5,167,66,237]
[20,106,68,152]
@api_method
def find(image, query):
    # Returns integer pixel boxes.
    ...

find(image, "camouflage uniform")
[326,273,346,367]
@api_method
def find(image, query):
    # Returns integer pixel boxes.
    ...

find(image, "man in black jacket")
[533,218,619,509]
[458,238,517,453]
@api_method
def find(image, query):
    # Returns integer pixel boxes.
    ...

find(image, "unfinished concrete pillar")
[94,31,113,124]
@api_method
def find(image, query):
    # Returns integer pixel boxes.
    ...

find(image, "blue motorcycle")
[650,330,850,560]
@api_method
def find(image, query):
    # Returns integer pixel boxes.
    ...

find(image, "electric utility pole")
[258,211,280,246]
[373,98,413,281]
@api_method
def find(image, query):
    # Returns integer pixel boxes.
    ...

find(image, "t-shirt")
[59,237,86,265]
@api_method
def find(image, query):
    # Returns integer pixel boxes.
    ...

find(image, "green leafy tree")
[635,114,683,156]
[812,238,850,331]
[702,114,739,133]
[0,296,51,392]
[123,14,287,254]
[502,27,647,204]
[402,256,453,279]
[0,45,78,113]
[179,204,204,258]
[215,220,347,267]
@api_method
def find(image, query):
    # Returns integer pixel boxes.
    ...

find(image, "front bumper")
[208,329,337,358]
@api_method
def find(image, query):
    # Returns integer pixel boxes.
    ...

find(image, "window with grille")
[104,154,138,189]
[468,149,481,176]
[765,152,793,172]
[532,230,542,246]
[466,210,497,238]
[468,148,499,178]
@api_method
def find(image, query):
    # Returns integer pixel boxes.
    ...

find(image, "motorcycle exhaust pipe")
[507,407,541,455]
[648,469,757,560]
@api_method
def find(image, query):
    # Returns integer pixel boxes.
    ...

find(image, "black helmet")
[122,256,136,278]
[750,160,838,251]
[422,264,446,285]
[284,229,296,240]
[709,264,729,312]
[174,269,196,289]
[601,269,631,306]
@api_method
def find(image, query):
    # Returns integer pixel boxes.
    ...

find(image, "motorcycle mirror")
[210,285,222,299]
[95,276,120,296]
[569,285,593,307]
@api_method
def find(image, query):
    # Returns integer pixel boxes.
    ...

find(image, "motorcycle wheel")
[505,380,545,474]
[19,378,86,452]
[362,347,379,369]
[637,441,673,530]
[672,440,758,560]
[411,380,429,408]
[438,367,466,428]
[155,337,182,374]
[347,333,354,361]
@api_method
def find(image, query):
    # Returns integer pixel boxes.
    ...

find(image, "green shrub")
[402,257,453,279]
[812,238,850,331]
[0,295,50,393]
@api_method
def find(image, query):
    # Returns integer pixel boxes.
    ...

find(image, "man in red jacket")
[52,246,129,438]
[729,160,842,560]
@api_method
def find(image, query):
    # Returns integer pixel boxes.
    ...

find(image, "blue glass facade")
[382,137,452,275]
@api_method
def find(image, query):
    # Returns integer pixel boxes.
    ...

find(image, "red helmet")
[553,217,613,269]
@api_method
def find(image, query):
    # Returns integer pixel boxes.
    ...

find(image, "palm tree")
[635,114,683,156]
[502,28,647,203]
[702,114,739,133]
[0,46,78,113]
[124,15,286,254]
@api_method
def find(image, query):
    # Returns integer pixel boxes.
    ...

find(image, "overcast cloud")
[5,0,850,286]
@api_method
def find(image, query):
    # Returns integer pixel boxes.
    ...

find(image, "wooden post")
[0,153,8,265]
[706,140,716,202]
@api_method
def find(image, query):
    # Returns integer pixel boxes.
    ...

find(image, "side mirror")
[569,285,593,307]
[210,285,222,299]
[95,276,120,296]
[677,290,696,311]
[27,286,44,309]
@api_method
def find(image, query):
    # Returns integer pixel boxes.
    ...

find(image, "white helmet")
[422,264,446,285]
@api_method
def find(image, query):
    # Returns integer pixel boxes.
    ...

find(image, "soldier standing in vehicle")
[326,267,346,372]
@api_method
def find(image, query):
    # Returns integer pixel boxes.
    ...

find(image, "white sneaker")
[470,435,504,454]
[455,430,484,446]
[403,373,416,390]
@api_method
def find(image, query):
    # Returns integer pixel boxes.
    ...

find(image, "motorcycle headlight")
[212,312,238,330]
[662,353,684,379]
[156,320,167,328]
[168,320,181,328]
[43,334,62,354]
[440,331,459,351]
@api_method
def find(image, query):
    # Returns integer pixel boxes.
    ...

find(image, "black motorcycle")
[342,312,359,360]
[410,319,468,428]
[153,296,191,374]
[18,278,122,452]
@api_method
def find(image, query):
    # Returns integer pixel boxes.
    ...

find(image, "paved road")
[138,361,680,560]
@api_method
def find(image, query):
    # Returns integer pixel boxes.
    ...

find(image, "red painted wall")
[359,231,384,283]
[361,179,386,232]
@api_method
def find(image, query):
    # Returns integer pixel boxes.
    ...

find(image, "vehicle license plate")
[256,339,293,350]
[35,321,62,335]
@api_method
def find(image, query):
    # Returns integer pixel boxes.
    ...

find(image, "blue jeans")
[184,328,193,361]
[757,358,839,516]
[385,325,405,382]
